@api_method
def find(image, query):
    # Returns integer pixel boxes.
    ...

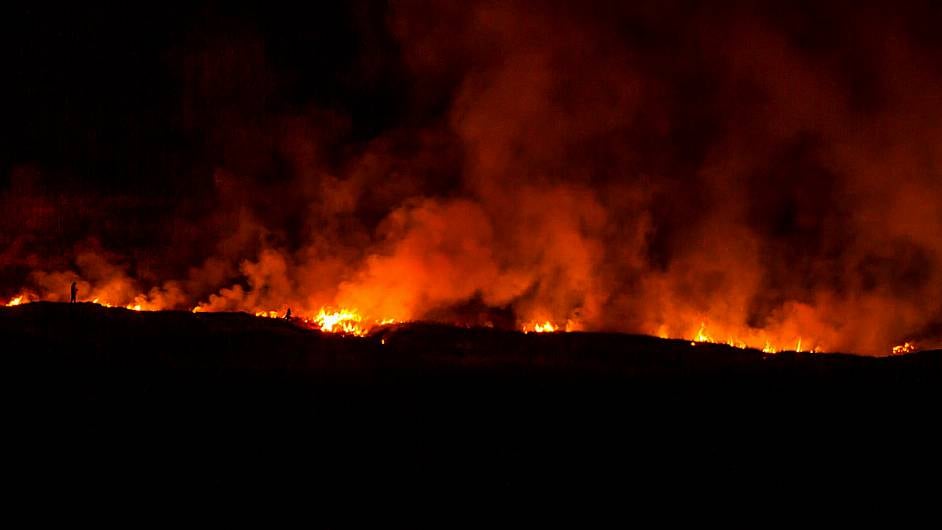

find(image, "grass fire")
[2,0,942,500]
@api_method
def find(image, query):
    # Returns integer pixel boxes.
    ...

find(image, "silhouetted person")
[284,308,292,320]
[70,282,77,303]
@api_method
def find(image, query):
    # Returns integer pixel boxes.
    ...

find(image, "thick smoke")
[3,1,942,354]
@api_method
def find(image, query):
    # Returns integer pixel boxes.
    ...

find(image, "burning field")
[5,2,942,358]
[7,2,942,504]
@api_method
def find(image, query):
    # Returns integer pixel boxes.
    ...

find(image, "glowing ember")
[892,341,917,355]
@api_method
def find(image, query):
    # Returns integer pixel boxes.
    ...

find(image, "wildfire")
[685,321,818,353]
[0,285,849,356]
[690,322,712,345]
[891,341,917,355]
[250,306,388,336]
[521,318,581,333]
[524,321,558,333]
[90,298,147,311]
[312,308,367,335]
[5,295,27,307]
[89,295,385,335]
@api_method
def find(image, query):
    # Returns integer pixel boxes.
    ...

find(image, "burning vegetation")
[4,288,922,355]
[2,2,942,355]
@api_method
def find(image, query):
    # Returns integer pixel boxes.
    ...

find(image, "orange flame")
[2,283,832,355]
[250,306,393,336]
[891,341,916,355]
[683,321,819,353]
[523,321,558,333]
[5,294,28,307]
[520,318,581,333]
[313,307,365,335]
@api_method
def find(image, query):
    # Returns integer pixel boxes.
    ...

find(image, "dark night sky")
[1,2,402,194]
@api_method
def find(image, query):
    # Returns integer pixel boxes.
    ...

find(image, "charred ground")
[3,302,940,500]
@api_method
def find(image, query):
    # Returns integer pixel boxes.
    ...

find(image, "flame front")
[683,321,820,353]
[0,286,866,355]
[6,295,26,307]
[892,341,917,355]
[313,308,366,335]
[523,321,557,333]
[5,292,38,307]
[250,305,392,336]
[4,285,832,353]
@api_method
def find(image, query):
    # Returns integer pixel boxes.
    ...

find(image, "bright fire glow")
[524,321,558,333]
[3,285,836,355]
[685,321,819,353]
[252,306,390,336]
[91,299,147,311]
[892,341,916,355]
[521,319,580,333]
[690,322,712,345]
[313,307,366,335]
[5,295,26,307]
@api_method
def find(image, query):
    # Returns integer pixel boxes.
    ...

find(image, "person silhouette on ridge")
[70,282,77,304]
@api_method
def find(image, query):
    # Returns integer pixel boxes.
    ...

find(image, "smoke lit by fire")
[3,2,942,354]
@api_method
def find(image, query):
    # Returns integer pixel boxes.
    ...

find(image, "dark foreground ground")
[2,302,941,512]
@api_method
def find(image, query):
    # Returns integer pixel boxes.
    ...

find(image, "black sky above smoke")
[3,1,942,353]
[1,2,383,191]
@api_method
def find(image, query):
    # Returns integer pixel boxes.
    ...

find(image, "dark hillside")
[2,302,940,501]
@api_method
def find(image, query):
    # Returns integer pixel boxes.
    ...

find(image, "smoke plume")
[3,1,942,353]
